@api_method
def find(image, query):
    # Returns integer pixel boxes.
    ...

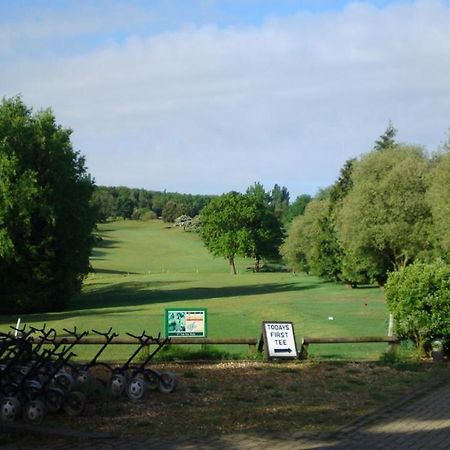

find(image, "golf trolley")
[109,331,177,401]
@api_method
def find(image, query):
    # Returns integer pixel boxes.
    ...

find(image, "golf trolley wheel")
[45,387,65,413]
[126,377,148,401]
[76,369,91,386]
[54,371,74,393]
[0,397,21,422]
[144,370,160,391]
[157,371,178,394]
[110,374,127,397]
[24,379,42,401]
[63,391,86,416]
[23,400,46,424]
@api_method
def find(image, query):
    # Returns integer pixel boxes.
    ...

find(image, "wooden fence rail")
[47,335,399,360]
[299,336,400,360]
[50,337,259,354]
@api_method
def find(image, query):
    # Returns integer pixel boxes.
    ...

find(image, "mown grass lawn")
[0,220,389,360]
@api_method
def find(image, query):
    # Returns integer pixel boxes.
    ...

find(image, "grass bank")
[0,220,389,360]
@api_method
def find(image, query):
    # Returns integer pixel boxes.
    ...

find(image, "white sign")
[263,321,298,359]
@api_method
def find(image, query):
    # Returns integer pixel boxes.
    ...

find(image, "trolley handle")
[62,328,89,340]
[126,331,153,344]
[92,327,117,338]
[29,324,47,334]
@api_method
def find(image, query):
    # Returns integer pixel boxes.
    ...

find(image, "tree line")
[281,123,450,287]
[91,186,213,222]
[92,184,312,226]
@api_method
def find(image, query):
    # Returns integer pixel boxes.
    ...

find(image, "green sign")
[165,308,208,337]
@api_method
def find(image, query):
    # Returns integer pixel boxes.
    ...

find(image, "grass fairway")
[0,220,389,360]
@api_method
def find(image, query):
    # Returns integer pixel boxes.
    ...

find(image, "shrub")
[385,260,450,354]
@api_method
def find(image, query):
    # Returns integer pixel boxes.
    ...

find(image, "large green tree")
[0,97,96,313]
[200,192,255,274]
[336,145,433,284]
[281,199,328,274]
[246,183,284,271]
[428,145,450,255]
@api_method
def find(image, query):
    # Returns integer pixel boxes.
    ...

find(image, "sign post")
[165,309,207,338]
[262,321,298,359]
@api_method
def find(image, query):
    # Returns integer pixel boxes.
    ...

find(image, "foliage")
[91,185,214,221]
[281,199,328,273]
[428,148,450,254]
[310,214,343,281]
[131,207,157,221]
[200,188,284,274]
[284,194,312,223]
[336,145,433,284]
[385,260,450,352]
[0,97,96,313]
[373,121,398,151]
[270,183,290,219]
[200,192,256,274]
[246,183,285,271]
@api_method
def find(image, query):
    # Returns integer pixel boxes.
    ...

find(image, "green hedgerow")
[385,260,450,354]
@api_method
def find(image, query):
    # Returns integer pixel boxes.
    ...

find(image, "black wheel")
[144,369,160,390]
[45,387,65,413]
[63,391,86,416]
[0,397,21,422]
[157,371,178,394]
[110,374,127,397]
[76,369,91,386]
[23,400,46,424]
[54,371,74,393]
[126,377,147,401]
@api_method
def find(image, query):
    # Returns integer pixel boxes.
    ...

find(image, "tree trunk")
[229,257,237,275]
[255,258,261,272]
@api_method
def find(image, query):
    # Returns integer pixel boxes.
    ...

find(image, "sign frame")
[262,321,298,360]
[164,308,208,338]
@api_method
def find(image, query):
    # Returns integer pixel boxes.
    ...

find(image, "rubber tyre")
[157,371,178,394]
[23,400,46,424]
[45,387,65,413]
[110,374,127,397]
[126,377,148,401]
[63,391,86,416]
[0,397,21,422]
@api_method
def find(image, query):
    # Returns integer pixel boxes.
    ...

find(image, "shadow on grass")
[90,236,120,259]
[74,280,320,310]
[92,268,139,275]
[0,280,320,324]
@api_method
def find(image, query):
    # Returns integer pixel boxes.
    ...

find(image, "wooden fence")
[52,335,399,360]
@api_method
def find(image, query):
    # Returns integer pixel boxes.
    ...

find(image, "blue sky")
[1,0,450,197]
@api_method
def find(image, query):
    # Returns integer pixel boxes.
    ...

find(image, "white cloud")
[2,0,450,196]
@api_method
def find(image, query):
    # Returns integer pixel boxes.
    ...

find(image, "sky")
[1,0,450,198]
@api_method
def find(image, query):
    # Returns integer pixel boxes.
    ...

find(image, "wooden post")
[299,339,309,360]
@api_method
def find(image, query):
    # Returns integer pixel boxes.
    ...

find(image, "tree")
[284,194,312,223]
[374,121,398,151]
[0,97,96,313]
[246,183,284,271]
[270,184,290,219]
[200,192,255,274]
[336,145,433,284]
[281,199,328,273]
[385,260,450,353]
[428,146,450,255]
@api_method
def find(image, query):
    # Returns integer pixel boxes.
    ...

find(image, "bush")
[132,207,157,221]
[385,260,450,354]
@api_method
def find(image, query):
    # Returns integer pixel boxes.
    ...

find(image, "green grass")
[0,219,390,360]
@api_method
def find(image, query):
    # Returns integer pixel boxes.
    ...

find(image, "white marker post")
[14,317,21,337]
